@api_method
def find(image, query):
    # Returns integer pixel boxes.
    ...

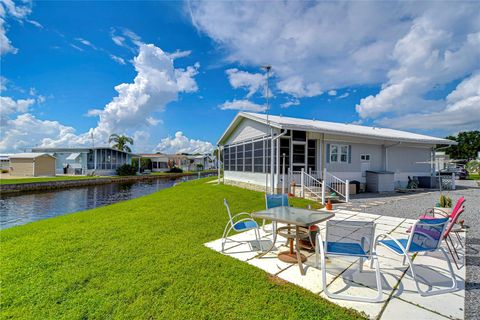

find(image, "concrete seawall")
[0,172,215,194]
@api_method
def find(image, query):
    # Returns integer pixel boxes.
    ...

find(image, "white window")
[360,154,371,161]
[330,145,338,162]
[330,144,349,163]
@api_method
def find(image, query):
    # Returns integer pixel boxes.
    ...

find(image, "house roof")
[9,153,55,159]
[218,112,457,146]
[139,153,168,158]
[31,147,139,156]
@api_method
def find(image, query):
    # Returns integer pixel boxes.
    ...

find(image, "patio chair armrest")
[374,233,408,255]
[231,212,252,221]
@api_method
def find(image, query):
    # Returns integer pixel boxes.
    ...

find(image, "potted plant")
[435,194,453,215]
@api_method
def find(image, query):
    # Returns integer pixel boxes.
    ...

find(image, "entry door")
[360,154,371,177]
[292,143,306,172]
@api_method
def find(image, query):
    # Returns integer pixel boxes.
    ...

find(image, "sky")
[1,0,479,154]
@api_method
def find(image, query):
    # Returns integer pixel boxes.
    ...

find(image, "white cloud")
[0,96,35,116]
[189,1,480,131]
[225,68,264,98]
[328,90,337,96]
[219,99,267,112]
[338,92,350,99]
[277,76,322,98]
[281,99,300,108]
[0,0,34,55]
[0,42,200,152]
[378,72,480,131]
[155,131,213,154]
[175,63,200,93]
[76,37,97,50]
[0,76,7,91]
[168,49,191,59]
[110,54,126,65]
[0,113,83,151]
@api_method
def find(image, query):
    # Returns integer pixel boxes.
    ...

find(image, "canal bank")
[0,171,216,194]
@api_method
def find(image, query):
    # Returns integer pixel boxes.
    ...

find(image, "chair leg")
[448,235,461,260]
[445,238,461,270]
[406,250,457,296]
[455,232,464,248]
[255,228,264,252]
[323,254,382,302]
[358,257,364,273]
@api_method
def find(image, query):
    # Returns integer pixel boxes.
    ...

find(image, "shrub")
[439,194,452,208]
[465,160,480,173]
[116,164,137,176]
[168,167,183,173]
[1,169,8,173]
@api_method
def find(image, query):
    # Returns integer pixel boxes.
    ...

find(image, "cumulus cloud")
[189,1,480,131]
[0,96,35,125]
[226,68,264,98]
[328,90,337,96]
[155,131,213,154]
[219,99,267,112]
[378,72,480,131]
[0,42,201,152]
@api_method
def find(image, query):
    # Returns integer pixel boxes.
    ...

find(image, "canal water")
[0,174,215,230]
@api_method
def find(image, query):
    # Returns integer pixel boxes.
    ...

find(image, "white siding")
[224,119,270,145]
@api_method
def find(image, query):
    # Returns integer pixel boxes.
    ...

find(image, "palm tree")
[109,134,134,152]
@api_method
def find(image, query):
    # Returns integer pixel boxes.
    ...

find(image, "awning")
[66,152,81,160]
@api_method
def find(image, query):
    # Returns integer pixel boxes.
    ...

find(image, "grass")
[0,175,109,185]
[467,173,480,180]
[0,178,364,319]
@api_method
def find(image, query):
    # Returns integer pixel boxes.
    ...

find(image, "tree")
[443,131,480,161]
[109,134,134,152]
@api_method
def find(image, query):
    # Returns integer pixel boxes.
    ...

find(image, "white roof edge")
[9,152,56,159]
[218,112,457,146]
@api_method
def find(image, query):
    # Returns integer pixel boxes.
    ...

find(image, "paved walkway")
[206,209,466,320]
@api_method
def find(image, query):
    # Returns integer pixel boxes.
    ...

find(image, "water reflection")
[0,174,213,229]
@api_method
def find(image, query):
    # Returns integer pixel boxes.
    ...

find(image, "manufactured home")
[217,112,456,201]
[31,147,138,176]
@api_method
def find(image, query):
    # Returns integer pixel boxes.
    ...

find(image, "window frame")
[330,144,349,163]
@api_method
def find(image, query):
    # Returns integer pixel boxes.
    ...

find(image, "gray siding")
[225,118,271,145]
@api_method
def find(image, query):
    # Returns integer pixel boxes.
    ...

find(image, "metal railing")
[322,168,350,202]
[300,169,325,204]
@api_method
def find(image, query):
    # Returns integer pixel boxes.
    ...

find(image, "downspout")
[270,128,288,194]
[384,142,402,171]
[217,145,221,184]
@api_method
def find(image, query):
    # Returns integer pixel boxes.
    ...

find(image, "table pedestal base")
[278,251,307,263]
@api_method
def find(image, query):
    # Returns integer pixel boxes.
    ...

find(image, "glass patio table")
[251,207,335,275]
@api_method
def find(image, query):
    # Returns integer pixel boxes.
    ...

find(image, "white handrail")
[322,168,349,202]
[301,169,324,203]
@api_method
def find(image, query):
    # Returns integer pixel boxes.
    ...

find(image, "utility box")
[366,171,395,193]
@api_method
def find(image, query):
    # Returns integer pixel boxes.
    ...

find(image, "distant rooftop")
[9,153,55,159]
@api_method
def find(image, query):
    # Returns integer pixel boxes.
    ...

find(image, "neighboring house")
[188,154,217,171]
[0,154,11,171]
[139,153,169,172]
[9,153,56,177]
[217,112,456,197]
[31,147,138,175]
[434,151,450,172]
[167,154,191,171]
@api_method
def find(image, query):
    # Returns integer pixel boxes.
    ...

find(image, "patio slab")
[204,209,466,320]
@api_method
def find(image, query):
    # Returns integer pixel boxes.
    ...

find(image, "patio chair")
[374,218,457,296]
[222,199,262,252]
[409,205,465,269]
[315,220,383,302]
[262,194,289,233]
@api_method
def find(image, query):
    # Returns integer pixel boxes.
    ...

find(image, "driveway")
[335,180,480,319]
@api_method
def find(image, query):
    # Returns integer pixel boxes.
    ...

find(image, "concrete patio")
[205,209,466,320]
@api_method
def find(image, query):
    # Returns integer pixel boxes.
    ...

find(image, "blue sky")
[1,1,479,153]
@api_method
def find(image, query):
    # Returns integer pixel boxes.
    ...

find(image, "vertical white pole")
[301,168,305,198]
[345,179,350,202]
[282,153,285,195]
[321,180,326,205]
[270,129,275,194]
[217,146,221,185]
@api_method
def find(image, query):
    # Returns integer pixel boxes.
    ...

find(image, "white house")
[217,112,456,201]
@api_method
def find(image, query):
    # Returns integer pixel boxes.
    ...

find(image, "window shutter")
[348,145,352,163]
[326,144,330,163]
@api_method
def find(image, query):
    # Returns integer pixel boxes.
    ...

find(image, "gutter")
[269,128,288,194]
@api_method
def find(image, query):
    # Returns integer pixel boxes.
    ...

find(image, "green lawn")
[467,173,480,180]
[0,175,109,185]
[0,178,364,319]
